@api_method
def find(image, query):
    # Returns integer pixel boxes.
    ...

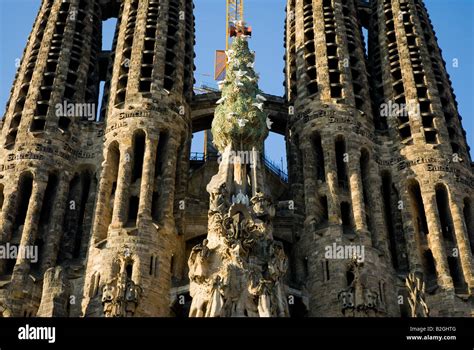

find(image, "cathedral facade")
[0,0,472,317]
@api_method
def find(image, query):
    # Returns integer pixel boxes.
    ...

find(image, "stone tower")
[285,0,473,316]
[366,0,474,313]
[0,0,195,317]
[81,0,194,316]
[0,0,472,318]
[0,0,103,317]
[285,0,399,317]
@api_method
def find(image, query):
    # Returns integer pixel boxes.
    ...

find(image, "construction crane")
[226,0,245,51]
[215,0,252,81]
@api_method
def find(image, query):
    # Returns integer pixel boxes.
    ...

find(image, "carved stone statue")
[210,183,230,214]
[188,181,289,317]
[205,276,224,317]
[251,191,275,220]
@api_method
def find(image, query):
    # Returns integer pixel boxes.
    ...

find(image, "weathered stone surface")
[0,0,472,318]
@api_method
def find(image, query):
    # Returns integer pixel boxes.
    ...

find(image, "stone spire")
[188,34,289,317]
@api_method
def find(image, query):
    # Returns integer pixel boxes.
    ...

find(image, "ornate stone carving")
[405,272,429,317]
[189,192,290,317]
[338,257,379,316]
[101,248,142,317]
[188,34,290,318]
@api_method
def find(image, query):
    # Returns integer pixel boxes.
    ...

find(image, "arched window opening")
[33,173,59,272]
[0,184,4,212]
[39,174,59,227]
[335,137,348,188]
[152,132,169,222]
[319,195,328,223]
[422,249,438,290]
[463,198,473,253]
[313,133,325,182]
[155,132,169,178]
[408,180,429,237]
[381,171,408,273]
[74,171,92,258]
[132,131,146,183]
[325,260,330,281]
[448,256,467,294]
[360,149,373,234]
[126,196,139,226]
[341,201,352,234]
[435,184,454,241]
[13,172,34,239]
[346,269,354,286]
[126,262,133,280]
[149,256,154,276]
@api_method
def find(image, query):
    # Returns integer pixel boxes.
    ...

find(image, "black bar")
[0,317,473,347]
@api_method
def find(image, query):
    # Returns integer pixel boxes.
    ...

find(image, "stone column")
[250,147,265,197]
[160,136,180,221]
[79,176,98,258]
[92,147,117,241]
[421,190,453,289]
[449,196,474,292]
[13,179,47,274]
[323,135,339,225]
[112,144,133,226]
[367,159,391,256]
[0,188,17,274]
[0,187,17,243]
[40,174,70,273]
[348,150,368,233]
[300,138,318,222]
[138,137,158,222]
[234,156,248,196]
[399,185,423,273]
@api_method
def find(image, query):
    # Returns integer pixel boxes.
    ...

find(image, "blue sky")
[1,0,473,172]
